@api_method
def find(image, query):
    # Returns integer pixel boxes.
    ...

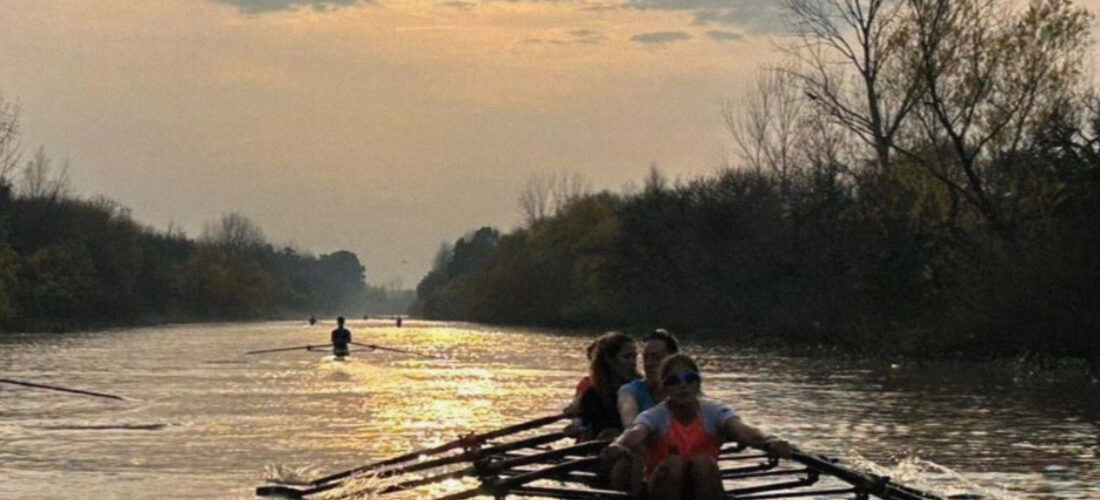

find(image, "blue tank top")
[619,379,657,413]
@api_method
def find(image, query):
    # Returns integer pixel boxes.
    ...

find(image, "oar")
[245,344,333,355]
[0,377,126,401]
[307,412,565,485]
[790,451,943,500]
[256,432,570,498]
[350,341,440,359]
[432,455,602,500]
[256,413,568,496]
[260,439,609,499]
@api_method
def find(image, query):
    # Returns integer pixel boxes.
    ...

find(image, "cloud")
[625,0,789,34]
[704,30,742,42]
[208,0,371,14]
[630,31,690,45]
[523,27,605,45]
[568,29,603,44]
[442,1,477,9]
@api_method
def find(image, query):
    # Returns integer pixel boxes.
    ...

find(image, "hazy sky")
[1,0,1096,288]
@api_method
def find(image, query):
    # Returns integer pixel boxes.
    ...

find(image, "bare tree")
[20,147,70,201]
[518,171,590,225]
[519,174,553,225]
[782,0,924,170]
[550,171,590,214]
[905,0,1093,233]
[0,96,22,184]
[202,212,267,251]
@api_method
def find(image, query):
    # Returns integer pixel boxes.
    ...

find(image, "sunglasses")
[663,372,701,387]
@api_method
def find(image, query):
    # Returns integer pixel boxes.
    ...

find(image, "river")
[0,320,1096,499]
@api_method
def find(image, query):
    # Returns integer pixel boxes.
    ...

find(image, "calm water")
[0,320,1096,499]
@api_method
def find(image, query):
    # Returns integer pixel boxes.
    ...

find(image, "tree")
[903,0,1094,235]
[725,67,850,196]
[783,0,923,171]
[0,96,22,184]
[202,212,267,252]
[19,147,70,201]
[518,171,590,226]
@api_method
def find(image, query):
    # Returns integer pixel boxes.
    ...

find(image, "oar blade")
[255,485,305,498]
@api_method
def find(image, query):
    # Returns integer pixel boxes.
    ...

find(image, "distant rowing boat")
[255,414,952,500]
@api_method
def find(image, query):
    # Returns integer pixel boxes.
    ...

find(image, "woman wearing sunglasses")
[602,353,795,500]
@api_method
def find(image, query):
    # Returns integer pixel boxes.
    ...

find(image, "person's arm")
[617,386,640,430]
[600,423,650,462]
[562,390,584,417]
[721,416,795,457]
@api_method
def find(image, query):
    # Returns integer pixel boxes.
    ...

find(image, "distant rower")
[396,315,403,328]
[331,316,351,358]
[308,315,317,326]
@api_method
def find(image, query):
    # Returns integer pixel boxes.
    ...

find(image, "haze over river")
[1,321,1096,499]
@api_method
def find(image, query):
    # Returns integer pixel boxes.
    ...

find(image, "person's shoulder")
[636,400,668,420]
[700,398,738,419]
[618,378,645,394]
[634,401,669,429]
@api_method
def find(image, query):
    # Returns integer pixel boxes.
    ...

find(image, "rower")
[395,315,403,328]
[608,329,680,493]
[331,316,351,358]
[619,328,680,428]
[602,354,795,499]
[309,315,317,325]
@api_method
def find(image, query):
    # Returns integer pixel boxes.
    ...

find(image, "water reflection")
[0,321,1096,499]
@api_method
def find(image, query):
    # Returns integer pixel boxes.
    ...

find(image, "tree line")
[414,0,1099,363]
[0,100,376,331]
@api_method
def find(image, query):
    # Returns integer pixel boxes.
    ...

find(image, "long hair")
[589,331,639,397]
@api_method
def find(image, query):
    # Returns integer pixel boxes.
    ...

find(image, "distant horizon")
[2,0,1097,288]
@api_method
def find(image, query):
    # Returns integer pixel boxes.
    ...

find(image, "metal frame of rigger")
[254,414,948,500]
[475,447,935,500]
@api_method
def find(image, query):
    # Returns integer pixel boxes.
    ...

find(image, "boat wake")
[263,464,325,485]
[851,453,1020,500]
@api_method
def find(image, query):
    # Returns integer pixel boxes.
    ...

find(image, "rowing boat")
[254,414,951,500]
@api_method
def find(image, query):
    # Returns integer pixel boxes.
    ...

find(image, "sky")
[0,0,1097,288]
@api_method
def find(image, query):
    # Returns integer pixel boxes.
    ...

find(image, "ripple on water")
[1,321,1097,499]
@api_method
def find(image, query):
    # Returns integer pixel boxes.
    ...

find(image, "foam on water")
[851,452,1022,500]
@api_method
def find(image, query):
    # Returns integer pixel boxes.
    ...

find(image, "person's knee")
[652,455,685,482]
[687,454,719,476]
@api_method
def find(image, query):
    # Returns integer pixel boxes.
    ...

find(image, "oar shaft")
[381,439,607,496]
[246,344,333,355]
[308,412,567,485]
[432,456,600,500]
[790,452,941,500]
[350,342,438,359]
[0,378,125,401]
[376,431,567,479]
